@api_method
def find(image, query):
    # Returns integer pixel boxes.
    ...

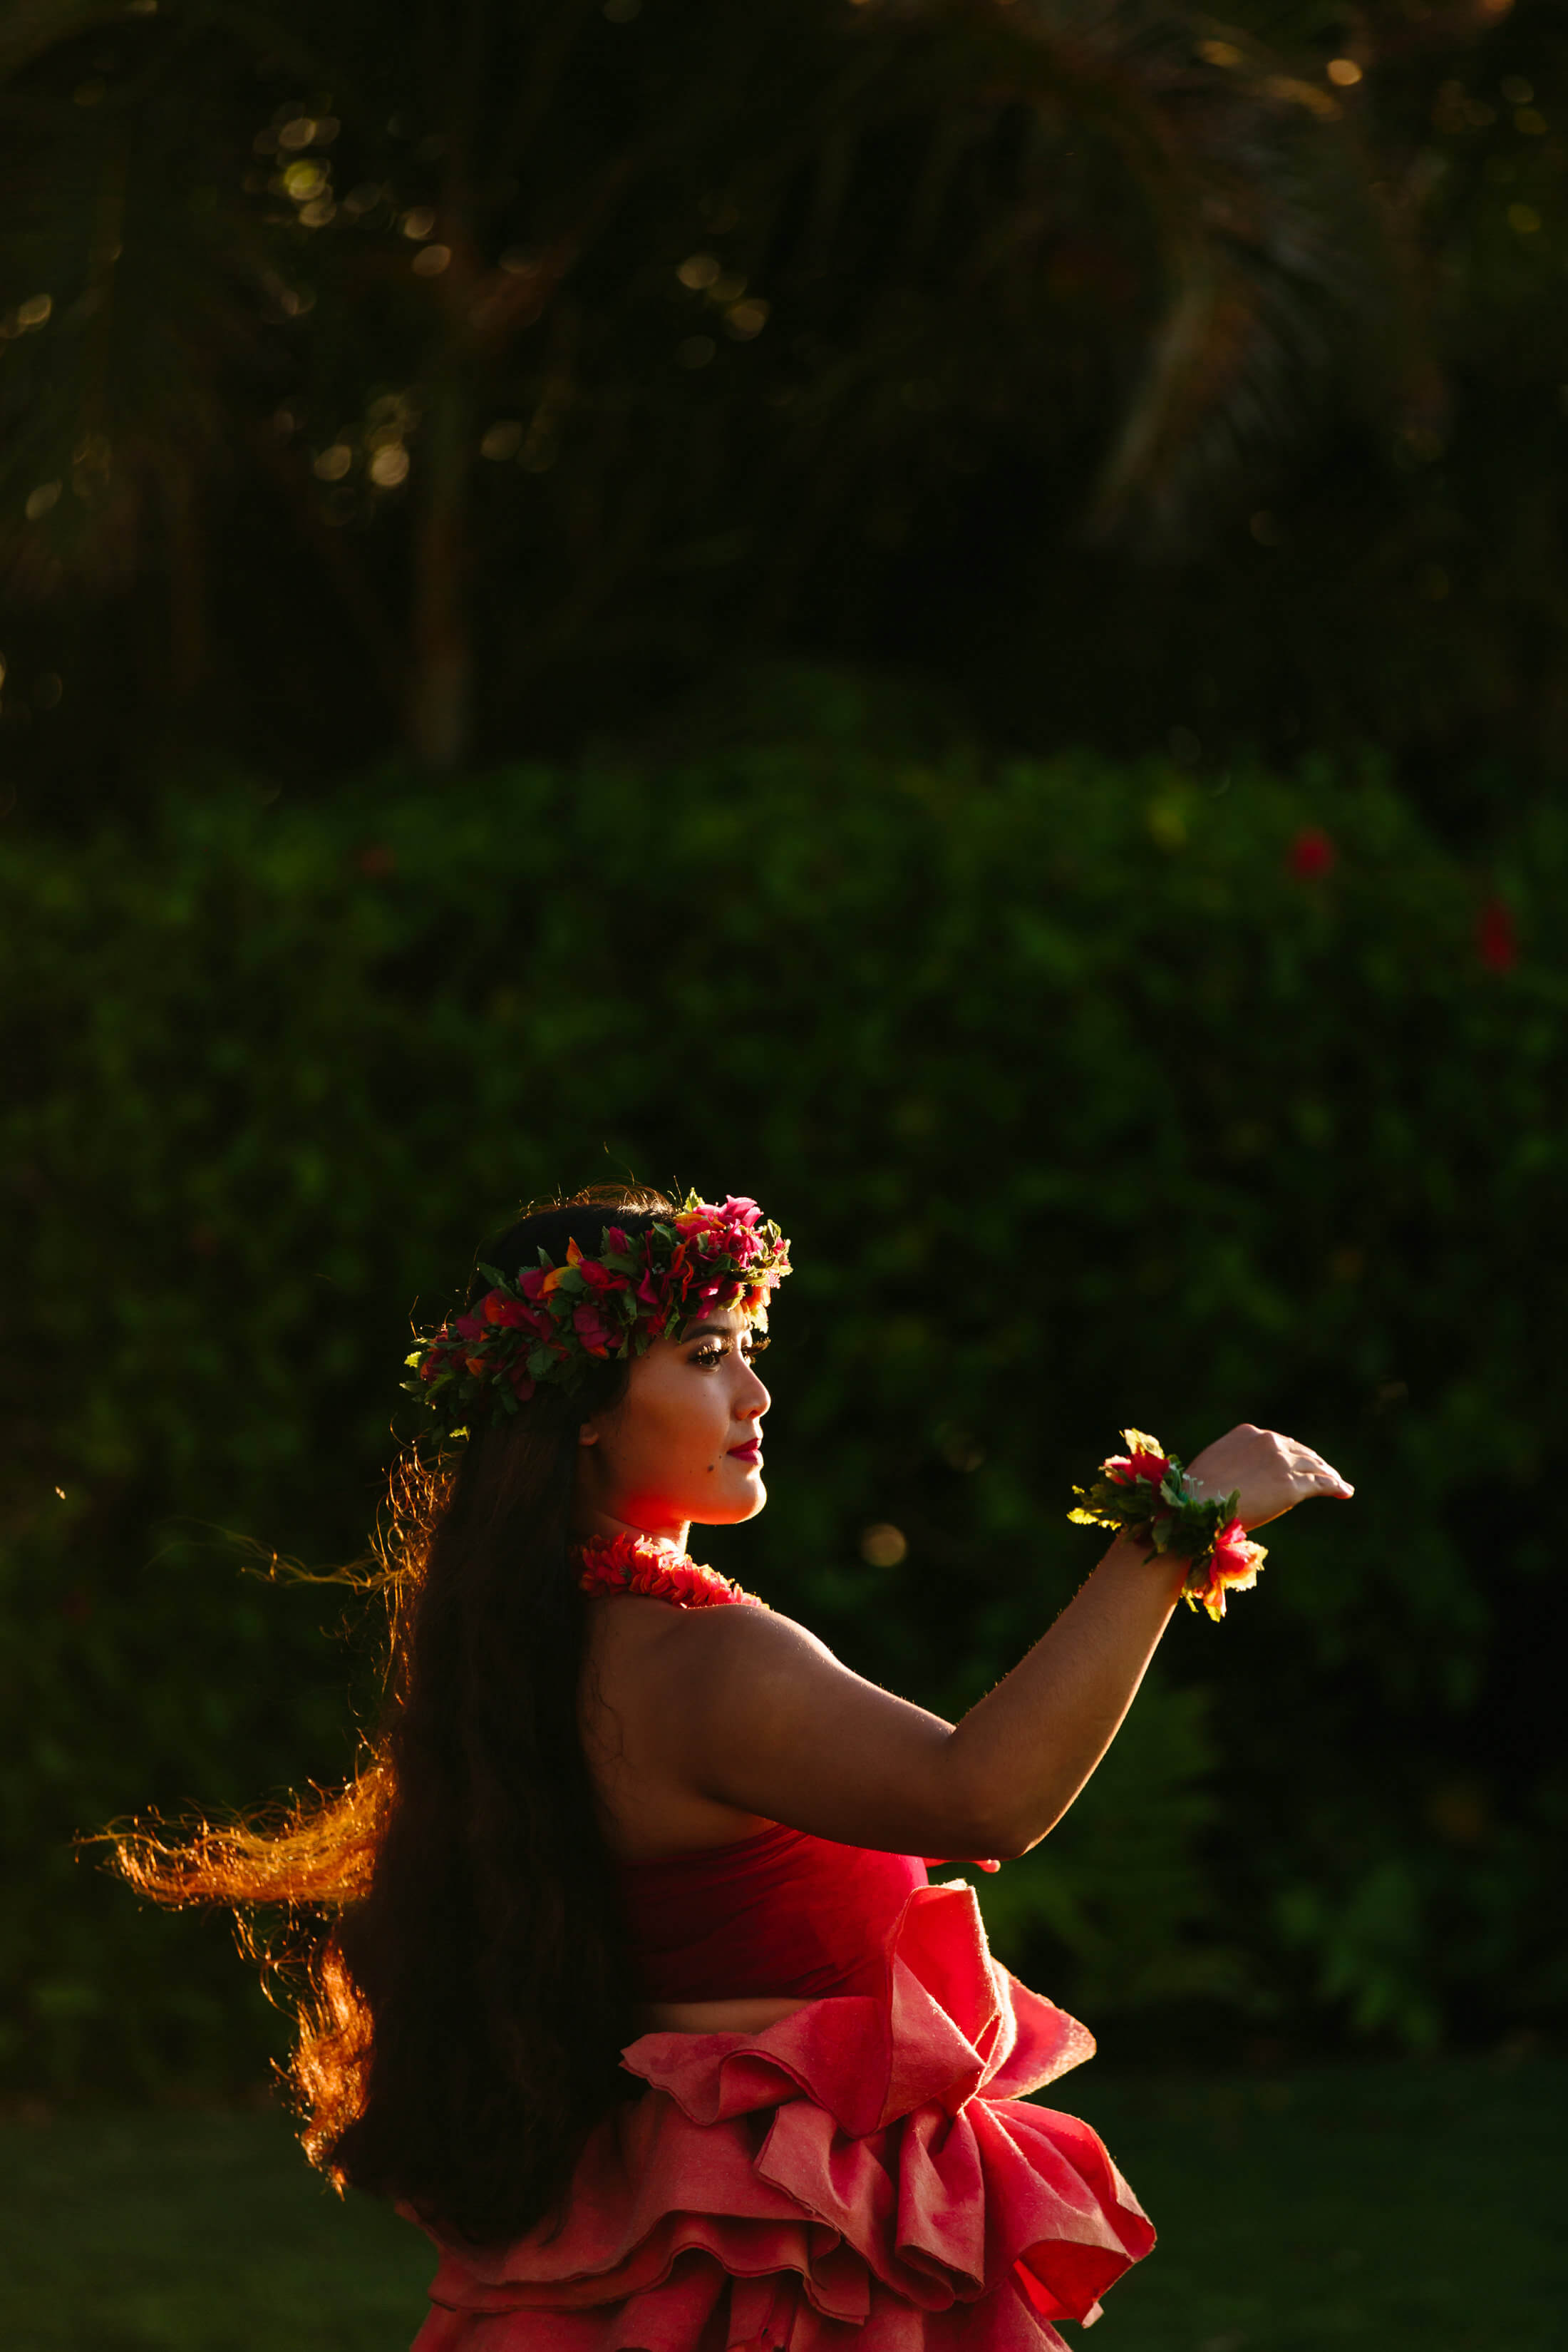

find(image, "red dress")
[408,1822,1155,2351]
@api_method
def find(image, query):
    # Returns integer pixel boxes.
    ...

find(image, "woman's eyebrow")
[683,1320,735,1342]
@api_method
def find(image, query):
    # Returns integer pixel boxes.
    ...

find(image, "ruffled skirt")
[409,1881,1155,2352]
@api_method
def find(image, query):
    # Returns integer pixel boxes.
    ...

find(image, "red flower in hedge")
[1475,897,1518,974]
[1286,826,1336,880]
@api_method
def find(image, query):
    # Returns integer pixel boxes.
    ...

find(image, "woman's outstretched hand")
[1185,1423,1353,1531]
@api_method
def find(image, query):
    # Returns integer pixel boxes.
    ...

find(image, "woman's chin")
[693,1475,767,1527]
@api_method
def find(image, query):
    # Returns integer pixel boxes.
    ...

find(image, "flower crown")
[405,1193,790,1442]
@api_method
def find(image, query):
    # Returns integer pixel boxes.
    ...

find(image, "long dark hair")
[108,1184,674,2247]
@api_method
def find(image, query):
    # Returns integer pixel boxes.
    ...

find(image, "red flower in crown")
[576,1257,629,1295]
[636,1236,690,1326]
[484,1292,551,1335]
[572,1301,617,1356]
[635,1265,670,1313]
[676,1196,759,1249]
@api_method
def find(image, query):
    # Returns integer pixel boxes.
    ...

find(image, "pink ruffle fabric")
[411,1881,1155,2352]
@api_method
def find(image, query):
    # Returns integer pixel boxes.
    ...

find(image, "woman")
[114,1182,1353,2351]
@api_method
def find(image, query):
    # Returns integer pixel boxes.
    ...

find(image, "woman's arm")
[649,1424,1351,1859]
[943,1421,1353,1852]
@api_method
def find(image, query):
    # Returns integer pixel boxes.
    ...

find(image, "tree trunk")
[163,467,205,710]
[406,363,474,774]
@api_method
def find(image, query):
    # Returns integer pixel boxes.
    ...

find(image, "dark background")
[4,0,1565,2105]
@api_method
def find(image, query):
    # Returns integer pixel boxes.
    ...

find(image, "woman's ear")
[577,1414,602,1449]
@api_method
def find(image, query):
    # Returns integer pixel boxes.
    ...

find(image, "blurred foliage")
[0,0,1563,802]
[4,675,1564,2094]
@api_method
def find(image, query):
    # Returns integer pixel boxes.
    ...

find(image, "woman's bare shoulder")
[580,1599,816,1854]
[586,1591,977,1855]
[588,1590,834,1695]
[584,1598,844,1771]
[647,1594,838,1680]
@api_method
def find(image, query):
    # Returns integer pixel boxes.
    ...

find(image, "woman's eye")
[689,1336,768,1367]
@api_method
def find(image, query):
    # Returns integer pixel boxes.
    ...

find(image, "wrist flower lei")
[1069,1430,1267,1623]
[405,1193,790,1444]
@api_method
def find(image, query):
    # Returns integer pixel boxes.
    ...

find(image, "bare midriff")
[634,1993,810,2035]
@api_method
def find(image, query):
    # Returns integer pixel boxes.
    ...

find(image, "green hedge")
[6,691,1565,2091]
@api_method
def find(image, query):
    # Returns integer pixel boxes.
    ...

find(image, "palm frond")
[728,0,1398,550]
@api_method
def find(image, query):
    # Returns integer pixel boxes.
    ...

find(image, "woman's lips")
[727,1439,762,1463]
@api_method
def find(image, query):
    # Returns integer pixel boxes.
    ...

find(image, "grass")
[0,2055,1560,2351]
[1065,2053,1567,2352]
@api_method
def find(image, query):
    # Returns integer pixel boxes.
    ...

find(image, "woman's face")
[574,1303,772,1544]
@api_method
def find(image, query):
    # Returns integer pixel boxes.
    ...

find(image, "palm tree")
[0,0,1408,771]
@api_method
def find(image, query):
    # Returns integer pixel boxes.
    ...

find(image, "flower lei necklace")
[574,1530,769,1612]
[1069,1429,1267,1623]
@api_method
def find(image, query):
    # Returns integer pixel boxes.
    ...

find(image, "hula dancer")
[112,1184,1353,2349]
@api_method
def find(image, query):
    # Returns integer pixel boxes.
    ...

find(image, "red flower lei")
[574,1530,768,1611]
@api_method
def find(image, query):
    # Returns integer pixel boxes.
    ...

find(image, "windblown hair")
[108,1184,676,2248]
